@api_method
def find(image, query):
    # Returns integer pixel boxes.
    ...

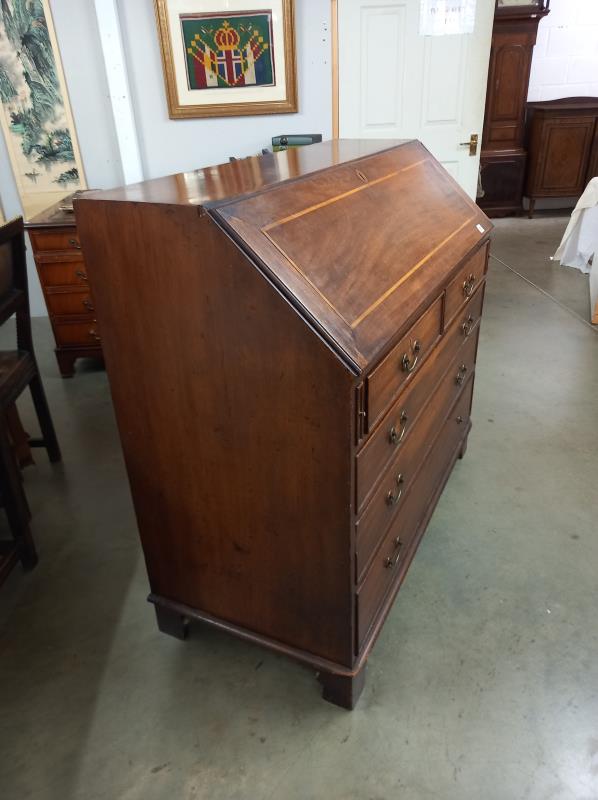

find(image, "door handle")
[459,134,479,157]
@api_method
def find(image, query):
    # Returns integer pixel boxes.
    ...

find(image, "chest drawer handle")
[463,274,476,298]
[389,411,408,445]
[89,328,101,342]
[75,269,88,282]
[455,364,468,386]
[401,340,421,373]
[82,298,94,311]
[386,474,404,507]
[69,238,82,250]
[461,315,475,336]
[384,537,403,569]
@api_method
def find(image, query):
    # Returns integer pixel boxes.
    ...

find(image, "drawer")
[29,227,81,254]
[356,283,484,511]
[356,379,475,651]
[444,242,489,327]
[38,259,89,288]
[53,319,102,347]
[367,296,443,427]
[355,329,479,582]
[45,290,95,317]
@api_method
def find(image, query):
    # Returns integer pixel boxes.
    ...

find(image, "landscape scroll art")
[0,0,85,219]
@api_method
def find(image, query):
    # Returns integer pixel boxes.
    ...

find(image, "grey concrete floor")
[1,218,598,799]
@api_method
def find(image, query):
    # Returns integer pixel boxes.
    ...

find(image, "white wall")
[528,0,598,101]
[1,0,333,314]
[0,0,123,315]
[117,0,333,179]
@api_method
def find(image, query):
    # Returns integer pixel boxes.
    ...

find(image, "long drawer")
[45,289,95,317]
[366,296,443,428]
[29,227,81,253]
[356,283,484,511]
[52,319,102,347]
[355,328,479,582]
[38,258,89,288]
[356,379,475,652]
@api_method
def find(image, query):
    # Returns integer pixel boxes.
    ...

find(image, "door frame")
[331,0,339,138]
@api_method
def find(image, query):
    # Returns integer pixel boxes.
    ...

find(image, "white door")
[338,0,495,199]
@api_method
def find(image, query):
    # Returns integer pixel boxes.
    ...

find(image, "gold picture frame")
[155,0,298,119]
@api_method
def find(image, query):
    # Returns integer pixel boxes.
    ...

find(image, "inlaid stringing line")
[349,216,476,328]
[260,228,354,328]
[261,159,427,233]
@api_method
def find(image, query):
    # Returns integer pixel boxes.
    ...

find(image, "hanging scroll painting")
[0,0,86,220]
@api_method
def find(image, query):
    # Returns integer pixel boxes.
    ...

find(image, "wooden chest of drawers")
[75,140,492,709]
[26,196,103,377]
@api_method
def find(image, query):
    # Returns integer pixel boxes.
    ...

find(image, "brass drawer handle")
[69,238,81,250]
[75,269,88,282]
[386,474,404,507]
[389,410,408,446]
[455,364,468,386]
[461,314,475,336]
[401,340,421,374]
[89,328,101,342]
[82,298,94,311]
[463,274,476,298]
[384,537,403,569]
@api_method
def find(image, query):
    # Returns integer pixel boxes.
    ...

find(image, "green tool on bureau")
[272,134,322,152]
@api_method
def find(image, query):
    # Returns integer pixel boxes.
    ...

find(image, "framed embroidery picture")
[155,0,297,118]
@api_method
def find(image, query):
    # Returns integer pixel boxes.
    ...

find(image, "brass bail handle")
[462,314,475,336]
[401,340,421,374]
[462,274,476,298]
[389,410,408,445]
[384,536,403,569]
[386,473,404,507]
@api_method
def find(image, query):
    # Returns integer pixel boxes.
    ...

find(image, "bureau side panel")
[75,201,354,667]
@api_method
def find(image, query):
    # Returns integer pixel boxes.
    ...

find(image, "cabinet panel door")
[537,118,595,196]
[483,32,533,150]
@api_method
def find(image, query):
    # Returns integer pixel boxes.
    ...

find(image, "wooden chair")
[0,217,61,582]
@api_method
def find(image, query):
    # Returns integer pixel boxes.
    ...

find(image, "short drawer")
[356,379,475,651]
[53,319,102,347]
[356,284,484,511]
[29,227,81,254]
[45,290,95,317]
[444,242,489,327]
[367,296,443,427]
[355,329,479,582]
[38,259,89,288]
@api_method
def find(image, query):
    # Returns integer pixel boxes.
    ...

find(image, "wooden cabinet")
[26,196,103,377]
[479,3,549,216]
[75,140,493,709]
[525,98,598,217]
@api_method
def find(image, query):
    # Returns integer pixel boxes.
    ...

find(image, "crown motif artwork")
[182,12,275,90]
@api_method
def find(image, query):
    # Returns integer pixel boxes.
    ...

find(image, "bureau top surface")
[26,192,79,229]
[78,140,403,208]
[77,139,492,372]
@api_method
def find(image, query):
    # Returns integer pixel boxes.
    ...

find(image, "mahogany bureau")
[75,140,493,709]
[26,195,103,377]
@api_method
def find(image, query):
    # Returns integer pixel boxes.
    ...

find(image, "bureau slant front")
[75,140,492,709]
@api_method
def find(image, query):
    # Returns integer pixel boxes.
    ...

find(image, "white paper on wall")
[420,0,477,36]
